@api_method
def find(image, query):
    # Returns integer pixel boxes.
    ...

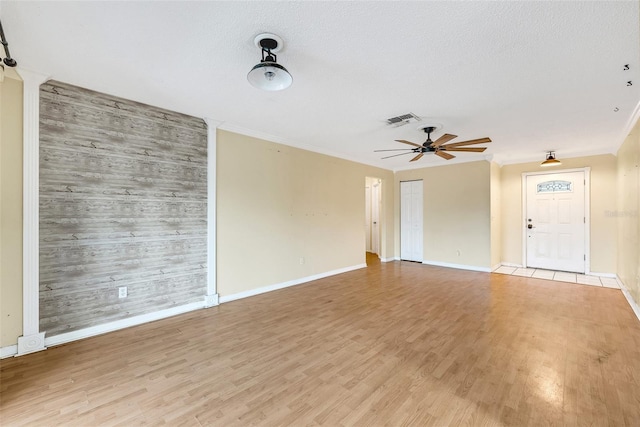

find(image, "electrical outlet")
[118,286,127,298]
[456,250,461,257]
[299,257,305,265]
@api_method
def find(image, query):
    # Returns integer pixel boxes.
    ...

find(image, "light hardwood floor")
[2,254,640,426]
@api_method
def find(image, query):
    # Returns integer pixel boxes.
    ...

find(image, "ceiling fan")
[376,126,491,162]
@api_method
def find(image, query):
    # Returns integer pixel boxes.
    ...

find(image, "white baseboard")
[491,263,502,272]
[1,344,18,359]
[617,275,640,323]
[422,260,491,273]
[219,263,367,304]
[380,257,396,263]
[5,264,366,357]
[45,301,206,348]
[586,271,617,279]
[500,262,524,268]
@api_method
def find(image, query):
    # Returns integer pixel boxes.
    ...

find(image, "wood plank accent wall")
[39,81,207,336]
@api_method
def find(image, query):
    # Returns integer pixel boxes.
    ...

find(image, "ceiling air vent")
[386,112,421,127]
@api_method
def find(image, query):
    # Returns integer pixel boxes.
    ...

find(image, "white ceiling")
[3,1,639,170]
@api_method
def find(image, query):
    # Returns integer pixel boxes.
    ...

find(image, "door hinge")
[584,254,586,260]
[584,217,586,223]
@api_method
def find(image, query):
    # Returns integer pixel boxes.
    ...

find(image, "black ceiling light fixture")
[541,151,562,167]
[247,33,292,91]
[0,19,17,67]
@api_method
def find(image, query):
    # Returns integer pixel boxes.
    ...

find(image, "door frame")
[365,180,372,252]
[371,179,381,255]
[365,176,385,259]
[521,167,591,273]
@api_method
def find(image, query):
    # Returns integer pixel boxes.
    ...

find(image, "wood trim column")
[204,118,221,307]
[16,68,49,355]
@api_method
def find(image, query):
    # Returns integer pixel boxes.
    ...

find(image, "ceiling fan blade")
[430,134,457,148]
[395,139,423,148]
[435,150,455,160]
[381,152,416,159]
[441,137,491,149]
[374,148,415,152]
[410,153,424,162]
[441,147,487,153]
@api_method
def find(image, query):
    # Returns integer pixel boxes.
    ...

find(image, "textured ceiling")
[3,1,639,170]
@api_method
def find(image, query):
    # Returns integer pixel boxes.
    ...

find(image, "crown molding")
[217,122,393,171]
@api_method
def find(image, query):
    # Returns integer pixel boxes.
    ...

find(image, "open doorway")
[365,177,382,265]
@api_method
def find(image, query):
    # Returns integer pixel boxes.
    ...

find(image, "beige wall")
[500,154,618,273]
[490,162,502,269]
[216,130,395,297]
[0,76,24,347]
[395,161,492,269]
[617,118,640,304]
[0,77,634,348]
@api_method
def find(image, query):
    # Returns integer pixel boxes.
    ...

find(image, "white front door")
[525,171,586,273]
[400,180,423,262]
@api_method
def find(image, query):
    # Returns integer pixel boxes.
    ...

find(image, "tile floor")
[493,265,621,289]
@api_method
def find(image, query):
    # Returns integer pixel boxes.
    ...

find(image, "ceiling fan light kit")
[375,125,491,162]
[247,33,292,91]
[540,151,562,167]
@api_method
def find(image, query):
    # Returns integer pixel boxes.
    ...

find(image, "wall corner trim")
[16,68,49,353]
[422,260,491,273]
[203,118,221,306]
[204,293,219,307]
[219,264,367,304]
[16,332,46,356]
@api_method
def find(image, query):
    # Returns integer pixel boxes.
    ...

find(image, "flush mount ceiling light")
[541,151,562,167]
[247,33,292,91]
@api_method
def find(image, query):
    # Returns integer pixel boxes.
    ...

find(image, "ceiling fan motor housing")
[421,126,437,134]
[421,126,437,149]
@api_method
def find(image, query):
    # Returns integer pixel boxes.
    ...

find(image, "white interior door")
[371,180,381,255]
[525,171,586,273]
[400,180,423,262]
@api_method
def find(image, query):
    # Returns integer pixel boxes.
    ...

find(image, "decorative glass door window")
[536,180,572,193]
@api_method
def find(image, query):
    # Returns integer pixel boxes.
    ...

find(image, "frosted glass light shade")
[247,62,292,91]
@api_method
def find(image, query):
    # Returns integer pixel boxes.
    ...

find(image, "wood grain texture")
[2,255,639,426]
[38,81,207,336]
